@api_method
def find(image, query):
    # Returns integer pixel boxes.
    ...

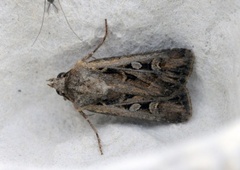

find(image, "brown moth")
[48,19,194,155]
[32,0,81,46]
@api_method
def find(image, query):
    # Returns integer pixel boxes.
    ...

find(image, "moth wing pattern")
[81,87,192,123]
[84,48,194,97]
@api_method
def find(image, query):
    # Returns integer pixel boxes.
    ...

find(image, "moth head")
[47,72,69,100]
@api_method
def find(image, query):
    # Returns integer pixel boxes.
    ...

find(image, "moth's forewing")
[84,48,194,97]
[88,48,194,79]
[81,88,191,123]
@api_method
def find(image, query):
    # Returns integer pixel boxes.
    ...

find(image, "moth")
[48,19,194,155]
[32,0,81,46]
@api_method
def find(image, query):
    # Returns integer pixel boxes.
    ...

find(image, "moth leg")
[82,19,108,62]
[50,1,59,13]
[79,111,103,155]
[57,0,82,41]
[46,1,52,14]
[31,0,47,46]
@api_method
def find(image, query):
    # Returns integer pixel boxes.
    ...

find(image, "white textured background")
[1,0,240,169]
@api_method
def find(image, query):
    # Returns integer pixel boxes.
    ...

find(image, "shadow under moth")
[48,19,194,155]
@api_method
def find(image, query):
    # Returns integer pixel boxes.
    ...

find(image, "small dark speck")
[18,89,21,92]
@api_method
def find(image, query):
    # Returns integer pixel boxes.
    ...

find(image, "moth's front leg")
[77,109,103,155]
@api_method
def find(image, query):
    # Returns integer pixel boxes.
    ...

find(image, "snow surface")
[1,0,240,169]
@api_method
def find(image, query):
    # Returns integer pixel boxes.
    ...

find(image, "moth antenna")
[82,19,108,62]
[79,111,103,155]
[31,0,47,46]
[58,0,82,42]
